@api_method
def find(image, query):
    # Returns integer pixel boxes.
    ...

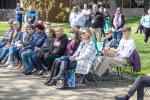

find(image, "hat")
[35,24,45,31]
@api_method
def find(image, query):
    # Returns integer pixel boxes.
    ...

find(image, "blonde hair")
[82,28,92,41]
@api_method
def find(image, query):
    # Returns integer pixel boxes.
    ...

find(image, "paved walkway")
[0,66,150,100]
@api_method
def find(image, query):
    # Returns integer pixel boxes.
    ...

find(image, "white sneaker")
[6,64,15,69]
[4,62,11,66]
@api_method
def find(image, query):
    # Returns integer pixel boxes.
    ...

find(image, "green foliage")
[21,0,55,20]
[56,3,71,22]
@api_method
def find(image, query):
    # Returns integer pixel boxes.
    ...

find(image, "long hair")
[70,27,81,42]
[82,28,92,41]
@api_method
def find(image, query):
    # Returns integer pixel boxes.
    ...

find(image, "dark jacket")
[89,11,105,28]
[23,33,35,49]
[2,28,14,44]
[12,30,23,43]
[111,14,125,30]
[24,31,46,50]
[129,49,141,72]
[48,34,68,57]
[64,39,81,56]
[33,31,46,48]
[41,38,54,53]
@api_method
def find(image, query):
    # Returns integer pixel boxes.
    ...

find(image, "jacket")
[89,11,105,28]
[41,38,54,53]
[48,34,68,57]
[129,49,141,72]
[12,30,23,43]
[74,41,97,74]
[64,39,80,56]
[111,14,125,32]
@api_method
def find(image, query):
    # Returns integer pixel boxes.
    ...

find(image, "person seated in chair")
[93,29,118,75]
[30,28,55,75]
[0,19,15,49]
[94,26,136,79]
[39,27,68,79]
[0,21,23,65]
[51,28,97,86]
[116,75,150,100]
[21,24,46,75]
[45,27,81,86]
[4,24,29,68]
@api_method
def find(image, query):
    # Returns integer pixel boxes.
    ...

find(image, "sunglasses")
[123,30,126,32]
[81,32,86,35]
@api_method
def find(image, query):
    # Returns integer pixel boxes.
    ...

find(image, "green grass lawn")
[0,16,149,76]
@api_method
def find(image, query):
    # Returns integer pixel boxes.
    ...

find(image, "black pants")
[44,53,55,71]
[128,76,150,100]
[144,28,150,43]
[136,24,144,34]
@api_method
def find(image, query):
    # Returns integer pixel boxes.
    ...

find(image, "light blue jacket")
[142,15,150,28]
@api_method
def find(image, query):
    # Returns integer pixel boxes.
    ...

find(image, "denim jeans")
[113,31,123,43]
[31,53,43,70]
[0,41,7,48]
[0,47,9,62]
[128,76,150,100]
[9,46,22,64]
[21,50,34,73]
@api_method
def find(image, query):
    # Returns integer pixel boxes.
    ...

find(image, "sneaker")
[6,64,15,69]
[52,75,64,81]
[3,61,11,66]
[115,94,129,100]
[42,71,51,78]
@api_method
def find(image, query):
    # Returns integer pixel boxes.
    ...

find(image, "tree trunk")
[109,0,117,15]
[93,0,97,4]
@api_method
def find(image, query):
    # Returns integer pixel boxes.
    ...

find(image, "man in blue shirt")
[15,2,24,30]
[24,5,38,25]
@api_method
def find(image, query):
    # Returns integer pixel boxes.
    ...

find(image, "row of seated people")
[0,19,139,88]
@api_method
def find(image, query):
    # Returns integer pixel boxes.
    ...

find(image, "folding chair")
[116,58,135,81]
[76,59,98,87]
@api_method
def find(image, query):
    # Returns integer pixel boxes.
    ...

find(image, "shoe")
[42,71,51,78]
[6,64,15,69]
[44,79,51,85]
[52,75,64,81]
[3,62,11,66]
[17,62,22,69]
[32,69,39,73]
[38,70,45,76]
[46,80,55,86]
[24,72,32,75]
[115,94,129,100]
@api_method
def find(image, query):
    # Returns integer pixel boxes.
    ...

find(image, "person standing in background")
[82,4,91,27]
[69,6,86,29]
[90,4,105,42]
[141,9,150,45]
[112,7,125,43]
[24,5,38,25]
[103,8,111,34]
[15,2,24,30]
